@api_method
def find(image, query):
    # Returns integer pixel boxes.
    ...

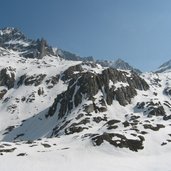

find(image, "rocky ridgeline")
[0,27,55,59]
[46,64,149,119]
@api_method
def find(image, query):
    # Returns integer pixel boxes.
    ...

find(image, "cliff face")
[47,64,149,120]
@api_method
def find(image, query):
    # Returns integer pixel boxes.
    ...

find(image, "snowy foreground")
[0,137,170,171]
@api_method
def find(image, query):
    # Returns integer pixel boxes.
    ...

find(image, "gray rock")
[0,67,16,89]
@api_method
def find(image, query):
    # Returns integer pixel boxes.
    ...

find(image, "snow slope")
[0,137,170,171]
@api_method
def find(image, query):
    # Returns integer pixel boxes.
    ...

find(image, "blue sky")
[1,0,171,71]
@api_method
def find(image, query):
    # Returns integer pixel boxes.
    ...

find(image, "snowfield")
[0,137,170,171]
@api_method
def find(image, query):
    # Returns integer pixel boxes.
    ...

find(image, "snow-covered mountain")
[156,59,171,73]
[0,27,171,171]
[0,27,55,59]
[96,58,142,73]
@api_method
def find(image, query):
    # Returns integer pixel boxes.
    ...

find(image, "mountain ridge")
[0,27,171,155]
[0,27,142,73]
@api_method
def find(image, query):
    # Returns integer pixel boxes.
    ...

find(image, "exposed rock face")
[91,132,144,152]
[24,74,46,86]
[135,101,166,117]
[61,64,83,81]
[46,64,149,118]
[45,75,60,89]
[0,67,16,89]
[0,89,7,100]
[100,68,149,105]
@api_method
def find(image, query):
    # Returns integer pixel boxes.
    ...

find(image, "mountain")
[96,58,142,73]
[0,27,170,170]
[156,59,171,73]
[0,27,55,58]
[0,27,140,73]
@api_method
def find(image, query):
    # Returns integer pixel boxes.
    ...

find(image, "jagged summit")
[0,27,55,59]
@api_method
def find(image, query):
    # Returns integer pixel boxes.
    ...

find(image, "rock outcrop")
[0,67,16,89]
[46,64,149,118]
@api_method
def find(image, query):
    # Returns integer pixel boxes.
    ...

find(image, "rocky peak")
[0,27,55,59]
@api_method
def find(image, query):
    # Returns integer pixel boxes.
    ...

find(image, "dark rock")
[17,153,27,156]
[3,126,15,135]
[38,87,44,96]
[105,120,120,129]
[97,106,107,112]
[93,117,104,123]
[45,75,60,88]
[163,101,171,108]
[143,124,165,131]
[0,147,16,153]
[64,118,90,135]
[92,132,144,152]
[0,67,16,89]
[51,120,71,136]
[65,126,87,135]
[41,143,51,148]
[75,113,84,120]
[17,74,26,87]
[161,142,167,146]
[140,131,148,135]
[24,74,46,86]
[123,121,130,127]
[130,115,140,121]
[136,102,145,109]
[61,64,83,81]
[0,89,7,100]
[148,106,165,117]
[163,115,171,121]
[21,96,26,102]
[26,92,35,103]
[106,119,121,125]
[25,140,34,144]
[14,133,24,140]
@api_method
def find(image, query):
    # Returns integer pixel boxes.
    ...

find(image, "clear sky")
[0,0,171,71]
